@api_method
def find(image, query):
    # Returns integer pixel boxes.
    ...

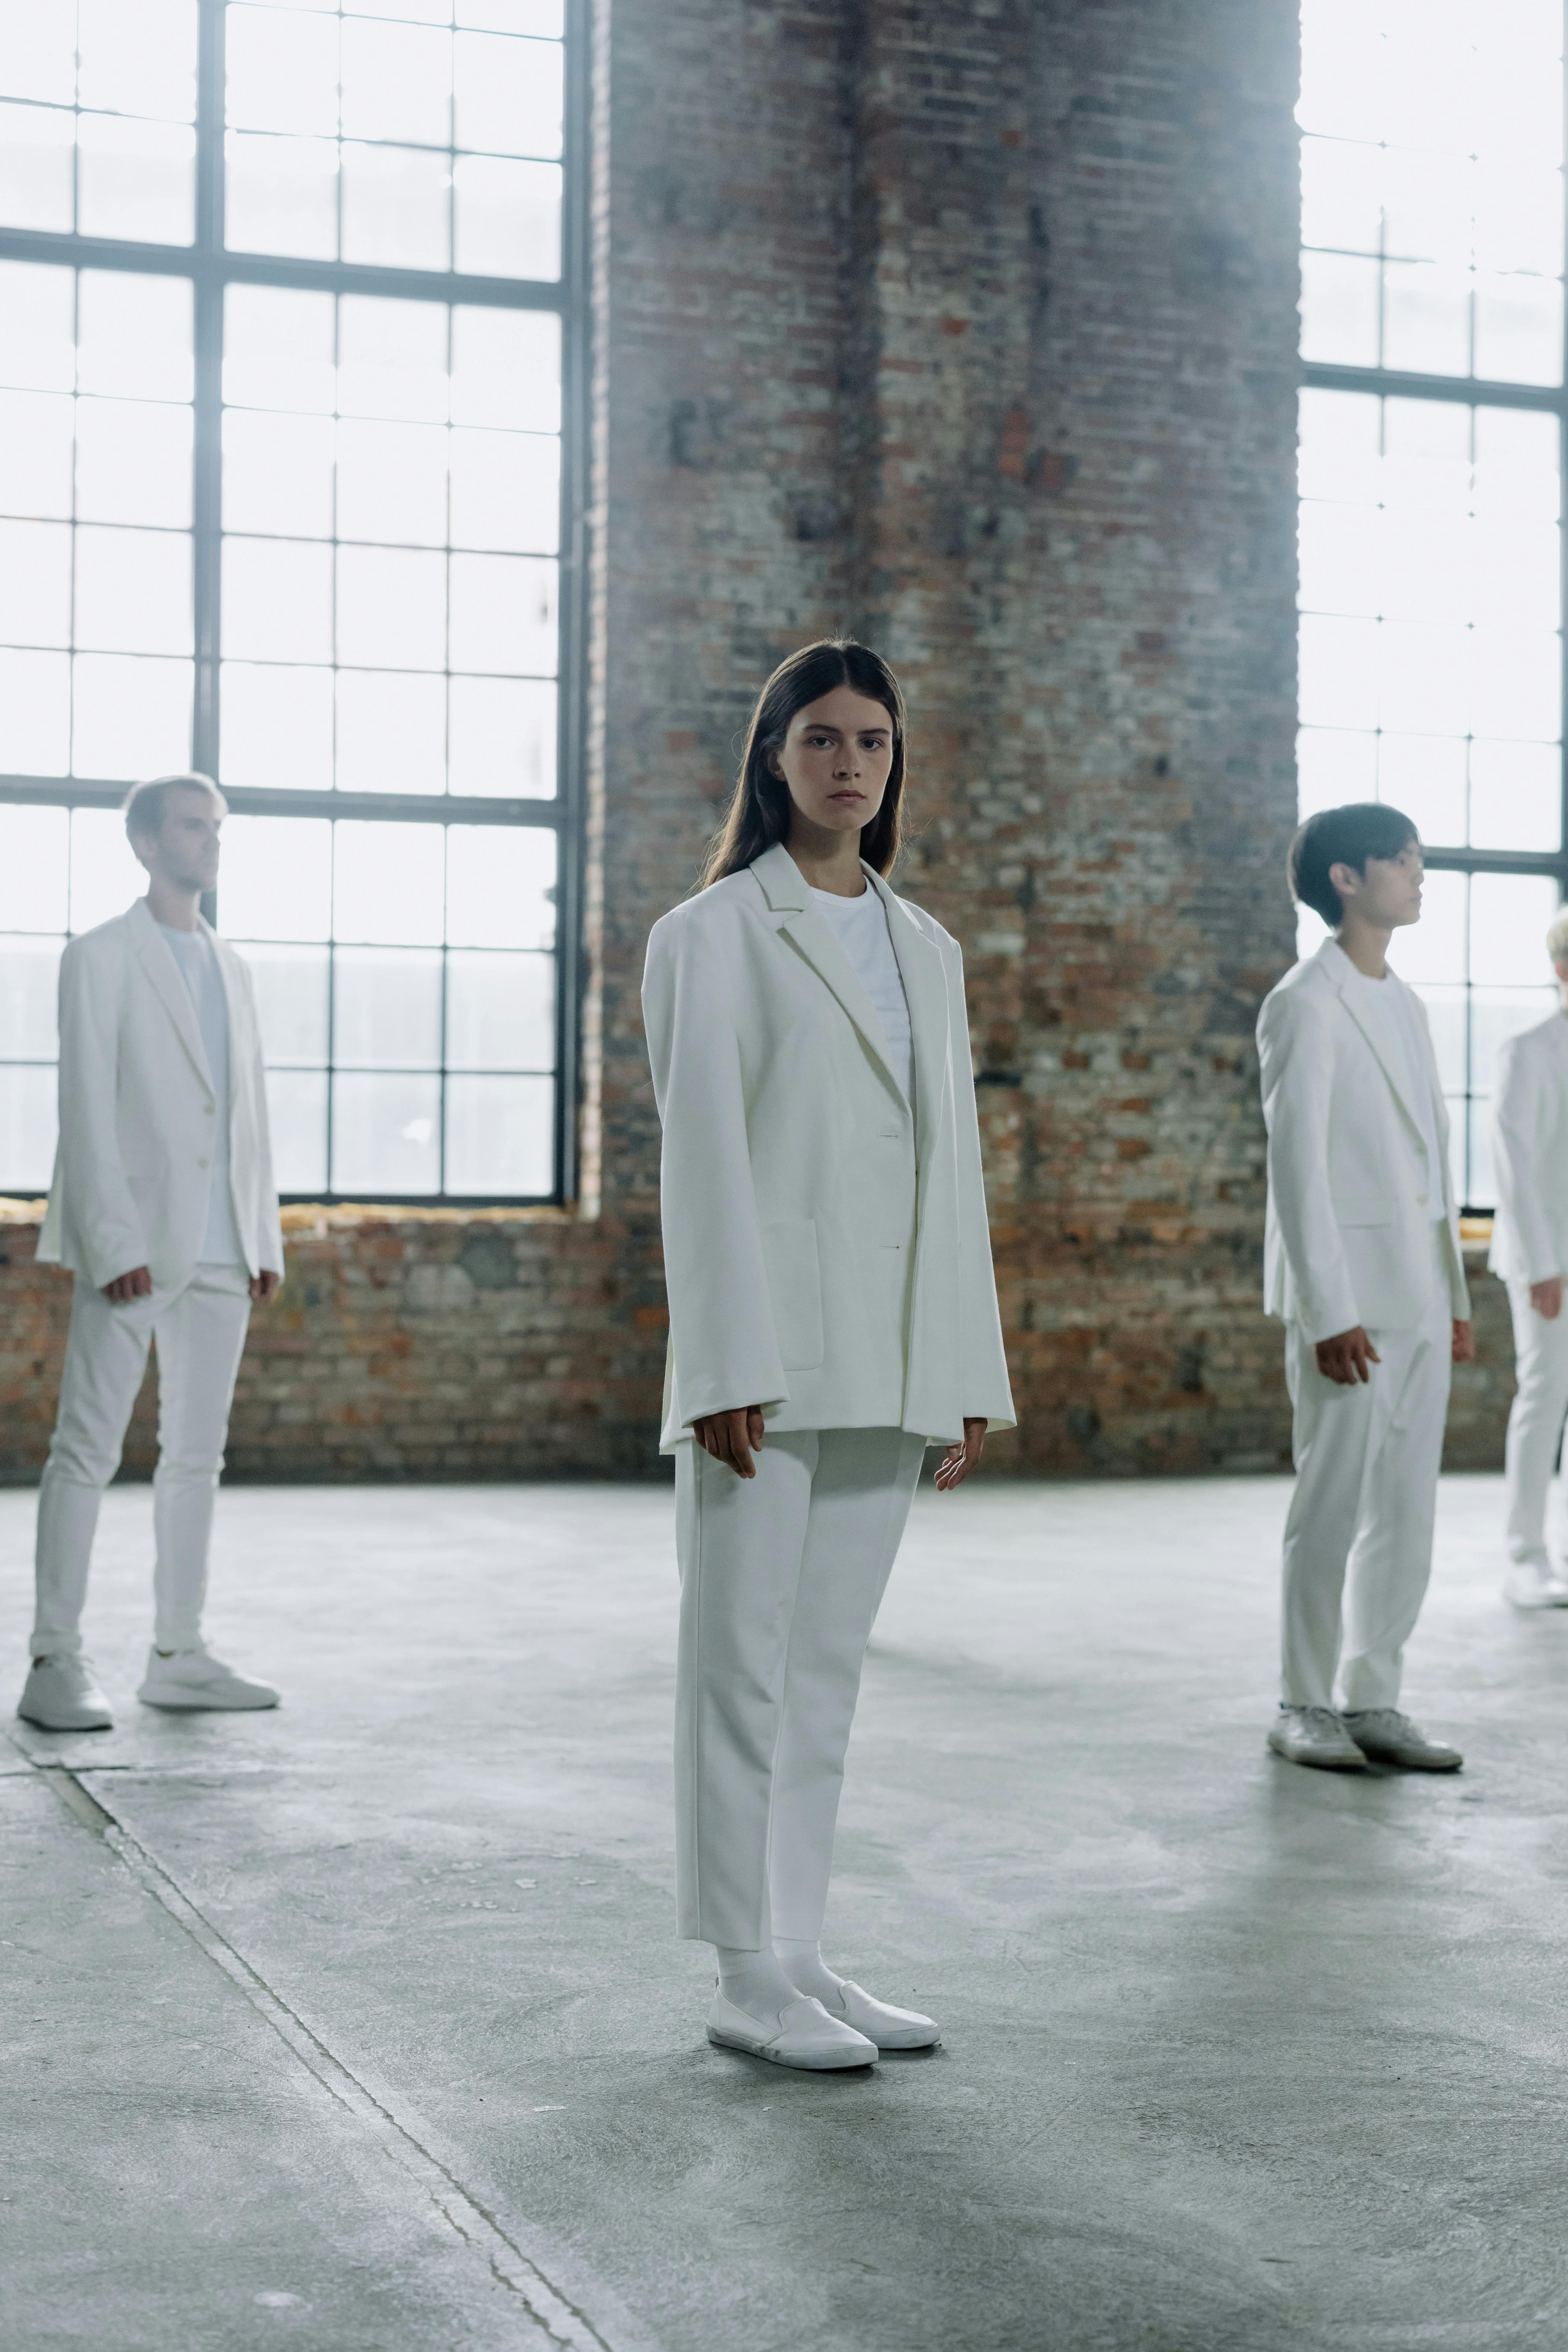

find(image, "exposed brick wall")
[0,0,1525,1486]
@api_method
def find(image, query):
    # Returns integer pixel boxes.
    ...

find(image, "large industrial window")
[1297,0,1566,1209]
[0,0,583,1206]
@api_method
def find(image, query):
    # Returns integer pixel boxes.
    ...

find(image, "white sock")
[774,1937,845,2004]
[714,1946,804,2015]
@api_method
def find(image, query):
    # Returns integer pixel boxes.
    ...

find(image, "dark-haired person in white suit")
[18,774,284,1735]
[1490,906,1568,1609]
[643,640,1014,2073]
[1257,802,1471,1775]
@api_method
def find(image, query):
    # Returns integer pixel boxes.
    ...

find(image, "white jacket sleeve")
[55,938,147,1290]
[1257,985,1361,1343]
[642,910,790,1427]
[1493,1038,1556,1286]
[947,939,1015,1426]
[240,957,285,1280]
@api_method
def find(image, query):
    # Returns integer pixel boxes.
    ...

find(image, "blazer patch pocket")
[761,1218,824,1371]
[1332,1190,1394,1228]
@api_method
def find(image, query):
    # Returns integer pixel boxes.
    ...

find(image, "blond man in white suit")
[19,774,284,1734]
[1257,802,1472,1773]
[1489,907,1568,1609]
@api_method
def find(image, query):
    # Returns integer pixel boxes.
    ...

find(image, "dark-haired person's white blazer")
[641,842,1015,1448]
[1256,937,1469,1341]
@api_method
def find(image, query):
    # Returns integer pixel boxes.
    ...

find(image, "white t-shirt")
[1345,963,1448,1222]
[157,921,244,1265]
[808,882,915,1105]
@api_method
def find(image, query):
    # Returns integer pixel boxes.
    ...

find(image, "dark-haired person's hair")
[700,639,907,887]
[123,771,225,844]
[1288,801,1419,927]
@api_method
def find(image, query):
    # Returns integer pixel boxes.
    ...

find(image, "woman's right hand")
[693,1406,766,1478]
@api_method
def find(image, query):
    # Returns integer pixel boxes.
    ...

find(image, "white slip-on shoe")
[707,1990,878,2071]
[138,1645,279,1712]
[819,1980,940,2050]
[1504,1555,1568,1609]
[1341,1708,1462,1772]
[16,1654,113,1732]
[1266,1704,1367,1770]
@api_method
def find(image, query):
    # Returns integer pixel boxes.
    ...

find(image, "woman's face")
[769,687,896,838]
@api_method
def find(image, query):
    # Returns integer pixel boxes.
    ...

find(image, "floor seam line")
[6,1730,623,2352]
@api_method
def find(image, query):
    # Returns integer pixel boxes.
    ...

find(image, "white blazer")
[642,842,1015,1450]
[1490,1011,1568,1287]
[37,898,284,1292]
[1256,937,1469,1342]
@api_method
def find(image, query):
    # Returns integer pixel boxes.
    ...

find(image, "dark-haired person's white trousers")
[673,1425,926,1948]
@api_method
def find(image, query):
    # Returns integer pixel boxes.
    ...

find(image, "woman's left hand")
[934,1418,987,1492]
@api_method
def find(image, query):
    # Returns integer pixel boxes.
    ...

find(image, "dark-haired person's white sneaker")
[138,1644,279,1712]
[1266,1704,1366,1770]
[1341,1708,1461,1771]
[818,1981,941,2050]
[16,1654,113,1732]
[707,1990,878,2070]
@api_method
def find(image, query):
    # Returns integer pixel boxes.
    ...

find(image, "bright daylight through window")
[0,0,580,1204]
[1298,0,1567,1209]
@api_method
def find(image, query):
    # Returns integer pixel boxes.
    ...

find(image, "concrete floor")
[4,1474,1568,2352]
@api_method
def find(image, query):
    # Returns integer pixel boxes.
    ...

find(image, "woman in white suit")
[642,639,1015,2072]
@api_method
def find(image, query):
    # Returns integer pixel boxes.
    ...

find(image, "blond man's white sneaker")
[1341,1708,1461,1771]
[17,1654,113,1732]
[1266,1704,1366,1770]
[707,1990,878,2070]
[819,1980,940,2050]
[1504,1555,1568,1610]
[138,1645,279,1712]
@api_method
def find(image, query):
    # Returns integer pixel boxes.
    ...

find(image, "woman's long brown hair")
[700,639,908,887]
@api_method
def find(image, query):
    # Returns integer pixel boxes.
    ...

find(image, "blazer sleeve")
[642,909,790,1427]
[1257,984,1362,1344]
[1492,1038,1556,1287]
[237,954,285,1280]
[946,936,1015,1428]
[55,935,148,1290]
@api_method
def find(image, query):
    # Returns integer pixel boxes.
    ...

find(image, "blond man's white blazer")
[1489,1011,1568,1287]
[37,897,284,1293]
[642,842,1014,1450]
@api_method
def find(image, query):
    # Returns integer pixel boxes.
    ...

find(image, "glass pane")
[1469,738,1560,853]
[336,543,446,669]
[1471,513,1560,635]
[225,3,341,137]
[264,1066,328,1193]
[338,296,448,422]
[332,1069,440,1194]
[233,941,329,1064]
[1474,162,1564,278]
[444,1073,552,1193]
[1414,983,1466,1094]
[77,114,196,245]
[0,101,74,234]
[0,259,75,390]
[447,674,555,797]
[451,306,558,433]
[0,517,71,645]
[333,945,442,1066]
[1390,867,1466,987]
[0,935,62,1057]
[220,661,334,792]
[453,154,560,280]
[1473,273,1564,388]
[1298,612,1379,732]
[1464,1101,1488,1209]
[1381,147,1471,268]
[222,407,335,538]
[1378,733,1467,846]
[1379,622,1470,738]
[217,813,332,941]
[448,553,556,674]
[1296,725,1377,817]
[72,654,193,780]
[0,1063,57,1190]
[78,0,199,119]
[0,389,72,517]
[1470,629,1560,743]
[459,1,564,31]
[453,32,562,157]
[75,526,193,656]
[1297,388,1380,507]
[1381,261,1470,376]
[70,805,147,930]
[1299,249,1378,367]
[335,669,446,794]
[76,398,194,529]
[1473,404,1560,510]
[347,0,452,22]
[222,536,334,663]
[224,283,336,414]
[445,947,552,1068]
[78,272,193,401]
[1471,872,1561,987]
[336,419,448,545]
[333,819,444,945]
[0,1,76,107]
[0,647,70,771]
[340,16,451,142]
[341,143,450,272]
[1297,500,1379,616]
[0,805,68,928]
[1298,0,1386,143]
[450,428,557,552]
[225,131,339,260]
[445,822,554,948]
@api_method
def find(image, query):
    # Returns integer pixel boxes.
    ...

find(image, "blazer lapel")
[128,897,213,1092]
[749,843,908,1103]
[1319,939,1423,1141]
[863,864,951,1153]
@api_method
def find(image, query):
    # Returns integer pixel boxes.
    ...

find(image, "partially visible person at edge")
[641,638,1015,2071]
[19,773,284,1734]
[1256,801,1472,1775]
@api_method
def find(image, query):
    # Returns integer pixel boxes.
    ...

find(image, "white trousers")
[1280,1228,1452,1712]
[33,1263,252,1661]
[673,1425,926,1948]
[1503,1278,1568,1564]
